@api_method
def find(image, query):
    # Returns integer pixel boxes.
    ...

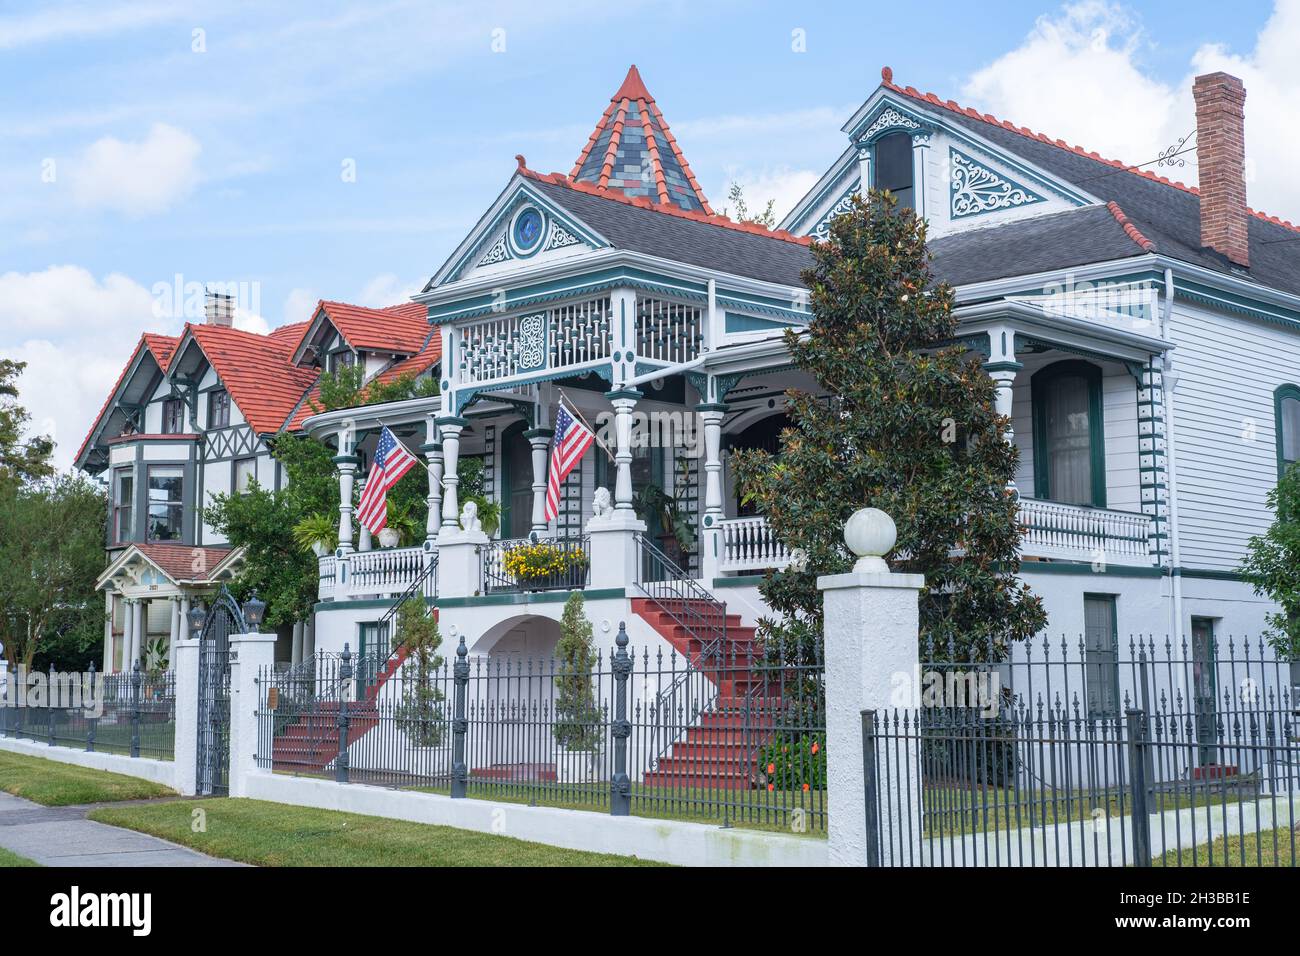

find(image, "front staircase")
[631,597,781,791]
[269,645,410,772]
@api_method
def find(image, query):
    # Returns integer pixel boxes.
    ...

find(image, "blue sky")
[2,0,1294,466]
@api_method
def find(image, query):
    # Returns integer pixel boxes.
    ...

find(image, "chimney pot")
[1192,71,1249,268]
[204,289,235,327]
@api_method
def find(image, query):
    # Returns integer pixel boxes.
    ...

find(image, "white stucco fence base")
[0,735,179,791]
[243,770,828,867]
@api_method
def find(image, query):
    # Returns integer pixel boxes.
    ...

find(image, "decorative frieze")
[949,148,1045,219]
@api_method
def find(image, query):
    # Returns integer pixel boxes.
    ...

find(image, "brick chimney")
[1192,71,1249,268]
[204,289,235,327]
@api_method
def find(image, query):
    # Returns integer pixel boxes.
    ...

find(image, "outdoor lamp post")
[242,591,267,633]
[187,602,207,636]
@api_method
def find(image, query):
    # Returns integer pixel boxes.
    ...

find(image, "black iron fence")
[866,634,1299,866]
[0,664,175,761]
[256,622,826,833]
[480,536,590,594]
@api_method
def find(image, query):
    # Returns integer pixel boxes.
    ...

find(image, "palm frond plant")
[291,513,338,556]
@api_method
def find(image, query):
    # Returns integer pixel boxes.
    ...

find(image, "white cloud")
[0,2,187,50]
[0,266,167,468]
[283,288,320,326]
[959,0,1300,218]
[715,168,821,224]
[68,123,201,217]
[356,273,421,308]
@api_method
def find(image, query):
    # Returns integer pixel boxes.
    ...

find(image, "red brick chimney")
[1192,71,1249,268]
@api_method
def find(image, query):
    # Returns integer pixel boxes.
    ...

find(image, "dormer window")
[208,389,230,429]
[161,398,184,434]
[874,131,914,211]
[331,350,356,373]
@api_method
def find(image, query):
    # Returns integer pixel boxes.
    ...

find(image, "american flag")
[357,426,420,534]
[544,401,596,522]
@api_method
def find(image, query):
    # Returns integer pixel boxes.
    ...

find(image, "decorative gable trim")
[810,185,859,241]
[949,147,1046,219]
[433,178,610,288]
[859,106,923,141]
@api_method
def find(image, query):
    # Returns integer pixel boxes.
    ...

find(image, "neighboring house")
[296,64,1300,697]
[76,294,441,672]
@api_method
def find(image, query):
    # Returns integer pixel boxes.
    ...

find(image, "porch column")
[130,599,145,671]
[102,593,114,673]
[178,595,191,643]
[526,428,553,536]
[856,143,872,195]
[168,597,181,670]
[291,621,304,667]
[697,403,728,582]
[422,414,443,545]
[357,477,373,552]
[334,452,359,555]
[438,417,466,531]
[606,389,642,512]
[303,617,316,660]
[984,328,1021,496]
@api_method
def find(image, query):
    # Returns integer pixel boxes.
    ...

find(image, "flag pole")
[556,388,616,462]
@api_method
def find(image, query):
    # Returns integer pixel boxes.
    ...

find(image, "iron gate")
[197,588,243,796]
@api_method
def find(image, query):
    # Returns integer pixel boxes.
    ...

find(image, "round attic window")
[510,207,545,256]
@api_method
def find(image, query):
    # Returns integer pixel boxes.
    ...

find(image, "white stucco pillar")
[178,595,191,644]
[172,636,200,795]
[357,477,373,552]
[526,427,553,536]
[422,414,443,544]
[606,389,641,512]
[819,508,924,867]
[291,621,304,667]
[697,403,727,583]
[303,617,316,660]
[438,417,466,531]
[227,631,277,798]
[335,451,359,555]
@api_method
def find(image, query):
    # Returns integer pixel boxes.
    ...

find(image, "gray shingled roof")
[903,97,1300,297]
[536,178,1150,291]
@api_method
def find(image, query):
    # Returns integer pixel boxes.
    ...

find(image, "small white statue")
[592,486,613,519]
[459,499,481,533]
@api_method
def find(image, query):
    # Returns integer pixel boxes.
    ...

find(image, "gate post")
[451,636,468,799]
[173,637,200,795]
[228,632,276,798]
[860,710,881,867]
[48,663,56,746]
[1126,708,1152,866]
[86,663,97,752]
[130,661,142,758]
[818,509,924,867]
[335,644,352,784]
[610,622,632,816]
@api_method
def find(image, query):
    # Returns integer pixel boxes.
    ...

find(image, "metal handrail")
[359,553,439,699]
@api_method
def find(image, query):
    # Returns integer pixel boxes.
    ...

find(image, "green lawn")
[89,798,665,867]
[0,749,174,806]
[1155,826,1297,867]
[0,846,39,867]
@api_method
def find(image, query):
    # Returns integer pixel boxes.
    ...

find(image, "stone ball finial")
[844,507,896,573]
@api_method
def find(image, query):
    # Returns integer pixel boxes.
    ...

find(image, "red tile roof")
[267,320,310,348]
[569,65,714,214]
[134,543,233,583]
[311,301,429,354]
[1106,201,1157,252]
[185,323,319,435]
[284,329,442,431]
[74,333,180,467]
[877,66,1300,236]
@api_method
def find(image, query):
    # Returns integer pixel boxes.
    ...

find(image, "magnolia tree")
[1242,464,1300,661]
[732,191,1046,659]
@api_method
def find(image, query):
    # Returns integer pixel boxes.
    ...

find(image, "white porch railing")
[718,516,791,575]
[1017,498,1154,566]
[320,546,432,601]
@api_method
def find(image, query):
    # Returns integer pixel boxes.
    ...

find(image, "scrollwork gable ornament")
[949,148,1045,219]
[811,190,858,241]
[478,237,510,267]
[860,106,922,142]
[546,223,581,251]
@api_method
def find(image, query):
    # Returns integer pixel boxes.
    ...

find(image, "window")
[331,350,356,373]
[1031,360,1106,506]
[233,457,256,494]
[1276,384,1300,477]
[1083,595,1120,719]
[161,398,184,434]
[874,132,914,211]
[112,469,134,543]
[147,466,184,541]
[208,389,230,429]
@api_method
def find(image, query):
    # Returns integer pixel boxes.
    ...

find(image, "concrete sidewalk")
[0,793,246,867]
